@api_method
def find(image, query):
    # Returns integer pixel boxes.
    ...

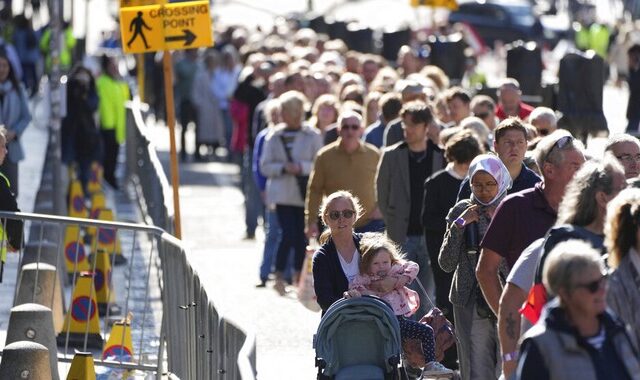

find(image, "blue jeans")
[402,235,436,319]
[275,205,307,272]
[258,208,294,282]
[243,150,263,236]
[259,209,282,282]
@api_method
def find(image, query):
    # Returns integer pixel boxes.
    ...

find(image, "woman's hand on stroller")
[343,289,362,299]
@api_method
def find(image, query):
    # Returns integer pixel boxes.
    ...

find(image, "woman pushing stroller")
[312,190,452,377]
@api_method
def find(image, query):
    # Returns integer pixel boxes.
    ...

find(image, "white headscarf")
[468,154,512,206]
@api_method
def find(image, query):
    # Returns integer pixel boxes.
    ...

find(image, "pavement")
[146,119,321,379]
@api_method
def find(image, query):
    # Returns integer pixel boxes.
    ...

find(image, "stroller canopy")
[314,296,402,377]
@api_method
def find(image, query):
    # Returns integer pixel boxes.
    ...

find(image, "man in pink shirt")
[495,78,534,121]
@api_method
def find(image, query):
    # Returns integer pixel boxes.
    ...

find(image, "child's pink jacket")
[350,261,420,317]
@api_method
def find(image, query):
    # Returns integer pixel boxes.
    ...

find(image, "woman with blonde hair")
[312,191,365,315]
[261,91,323,295]
[605,188,640,343]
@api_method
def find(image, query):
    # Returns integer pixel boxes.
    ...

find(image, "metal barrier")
[122,96,257,379]
[0,209,257,379]
[1,95,257,378]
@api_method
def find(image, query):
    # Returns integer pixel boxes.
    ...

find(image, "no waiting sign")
[120,0,213,53]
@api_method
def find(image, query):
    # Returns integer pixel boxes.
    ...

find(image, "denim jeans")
[243,150,263,237]
[259,209,281,282]
[275,205,307,272]
[258,207,294,283]
[402,234,436,318]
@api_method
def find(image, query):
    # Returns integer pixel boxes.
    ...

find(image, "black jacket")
[312,233,362,315]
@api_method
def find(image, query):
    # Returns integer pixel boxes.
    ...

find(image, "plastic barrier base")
[56,333,104,350]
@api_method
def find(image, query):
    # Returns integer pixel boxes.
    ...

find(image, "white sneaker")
[422,361,454,376]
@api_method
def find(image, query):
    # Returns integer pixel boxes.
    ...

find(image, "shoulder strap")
[279,135,294,163]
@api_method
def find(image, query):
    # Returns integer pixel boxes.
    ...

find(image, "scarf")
[468,154,512,206]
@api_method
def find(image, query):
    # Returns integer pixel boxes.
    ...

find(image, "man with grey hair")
[477,130,585,322]
[528,107,558,137]
[604,133,640,179]
[496,78,534,121]
[305,110,383,239]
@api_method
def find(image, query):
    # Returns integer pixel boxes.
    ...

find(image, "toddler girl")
[345,233,452,377]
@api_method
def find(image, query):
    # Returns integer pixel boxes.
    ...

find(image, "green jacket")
[40,27,76,72]
[96,74,130,144]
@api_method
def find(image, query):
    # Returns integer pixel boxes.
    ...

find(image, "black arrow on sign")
[165,29,196,46]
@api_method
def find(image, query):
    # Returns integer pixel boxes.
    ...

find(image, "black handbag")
[280,135,309,200]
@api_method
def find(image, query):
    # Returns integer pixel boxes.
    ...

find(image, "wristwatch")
[454,217,466,228]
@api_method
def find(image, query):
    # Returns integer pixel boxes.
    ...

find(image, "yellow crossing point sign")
[120,0,166,8]
[119,0,213,54]
[410,0,458,10]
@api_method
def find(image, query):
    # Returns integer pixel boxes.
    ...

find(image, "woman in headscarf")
[439,154,512,380]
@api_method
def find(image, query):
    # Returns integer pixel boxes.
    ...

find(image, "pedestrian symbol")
[120,1,213,54]
[127,11,152,49]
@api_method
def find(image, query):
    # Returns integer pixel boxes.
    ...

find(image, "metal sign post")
[119,0,213,238]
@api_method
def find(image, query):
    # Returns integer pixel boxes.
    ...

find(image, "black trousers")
[100,129,119,189]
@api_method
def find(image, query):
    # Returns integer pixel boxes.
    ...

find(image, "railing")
[0,209,257,379]
[0,94,257,379]
[123,97,257,379]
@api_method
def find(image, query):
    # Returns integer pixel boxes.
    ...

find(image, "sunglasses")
[544,135,573,163]
[328,209,356,220]
[341,124,361,131]
[574,274,608,294]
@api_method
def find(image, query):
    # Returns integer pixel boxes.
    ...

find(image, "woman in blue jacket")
[0,50,31,196]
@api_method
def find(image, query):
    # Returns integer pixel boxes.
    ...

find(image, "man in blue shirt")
[456,117,540,201]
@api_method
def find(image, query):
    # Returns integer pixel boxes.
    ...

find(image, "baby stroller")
[314,296,402,380]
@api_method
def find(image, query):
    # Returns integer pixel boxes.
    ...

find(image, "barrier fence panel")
[0,211,257,379]
[1,212,165,374]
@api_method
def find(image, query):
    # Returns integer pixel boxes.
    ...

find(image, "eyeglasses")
[328,209,356,220]
[341,124,361,131]
[573,274,608,294]
[544,135,573,163]
[470,181,498,192]
[615,154,640,164]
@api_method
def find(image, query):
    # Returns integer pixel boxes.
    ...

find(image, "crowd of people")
[190,19,640,380]
[4,3,640,378]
